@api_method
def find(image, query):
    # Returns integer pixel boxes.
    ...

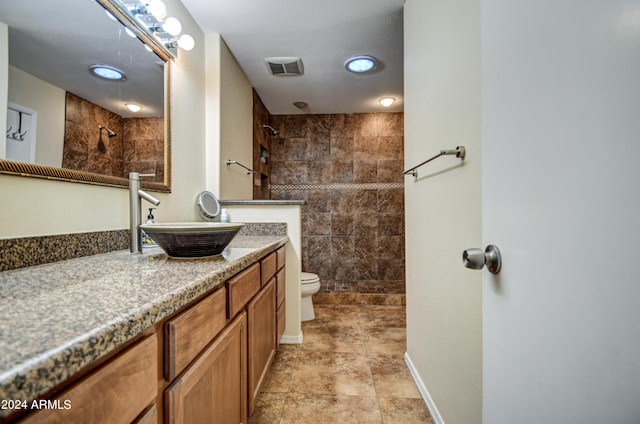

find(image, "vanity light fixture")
[89,65,126,81]
[379,97,396,107]
[125,103,143,112]
[120,0,195,56]
[128,0,164,20]
[345,55,377,73]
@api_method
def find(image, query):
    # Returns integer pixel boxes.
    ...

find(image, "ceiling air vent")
[264,57,304,76]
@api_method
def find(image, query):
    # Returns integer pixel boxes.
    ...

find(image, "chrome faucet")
[129,172,160,253]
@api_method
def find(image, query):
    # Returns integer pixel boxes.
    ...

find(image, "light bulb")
[379,97,396,107]
[163,17,182,36]
[125,103,142,113]
[148,0,167,20]
[178,34,195,51]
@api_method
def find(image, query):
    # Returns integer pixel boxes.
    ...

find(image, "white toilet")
[300,272,321,321]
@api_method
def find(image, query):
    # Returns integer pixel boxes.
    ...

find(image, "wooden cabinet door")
[246,279,276,415]
[165,312,247,424]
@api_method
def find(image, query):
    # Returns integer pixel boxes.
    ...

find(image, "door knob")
[462,245,502,274]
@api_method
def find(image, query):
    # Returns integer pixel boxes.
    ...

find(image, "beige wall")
[1,21,7,159]
[204,33,221,197]
[219,39,253,200]
[404,0,482,423]
[8,66,65,167]
[204,34,254,200]
[0,0,206,238]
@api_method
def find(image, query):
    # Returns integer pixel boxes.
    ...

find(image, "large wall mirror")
[0,0,171,192]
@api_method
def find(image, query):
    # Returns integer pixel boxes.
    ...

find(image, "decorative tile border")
[270,182,404,191]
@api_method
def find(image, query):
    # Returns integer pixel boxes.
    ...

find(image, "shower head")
[263,124,280,137]
[99,125,117,138]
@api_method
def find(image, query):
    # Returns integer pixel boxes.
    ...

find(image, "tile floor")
[249,304,435,423]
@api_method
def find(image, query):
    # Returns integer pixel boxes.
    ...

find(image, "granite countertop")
[0,234,287,413]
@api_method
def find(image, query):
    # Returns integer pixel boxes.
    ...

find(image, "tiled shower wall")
[63,93,164,183]
[64,92,124,177]
[269,113,405,295]
[122,117,165,183]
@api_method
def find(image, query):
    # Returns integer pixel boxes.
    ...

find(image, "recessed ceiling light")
[345,56,377,73]
[125,103,143,112]
[379,97,396,107]
[89,65,126,81]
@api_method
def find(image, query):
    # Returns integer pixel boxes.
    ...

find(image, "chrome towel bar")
[226,159,255,174]
[403,146,466,178]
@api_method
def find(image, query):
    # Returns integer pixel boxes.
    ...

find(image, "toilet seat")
[301,272,320,284]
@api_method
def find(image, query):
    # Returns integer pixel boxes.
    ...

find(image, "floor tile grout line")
[360,312,388,423]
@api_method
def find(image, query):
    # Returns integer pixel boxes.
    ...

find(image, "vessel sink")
[140,222,245,257]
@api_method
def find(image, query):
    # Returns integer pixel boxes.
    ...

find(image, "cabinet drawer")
[276,246,286,271]
[260,252,277,286]
[277,301,286,343]
[227,263,261,318]
[276,268,286,308]
[165,288,227,380]
[25,335,157,424]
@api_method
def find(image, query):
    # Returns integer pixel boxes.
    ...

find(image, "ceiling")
[180,0,405,115]
[0,0,404,118]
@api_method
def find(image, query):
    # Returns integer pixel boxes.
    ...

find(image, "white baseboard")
[279,332,303,344]
[404,352,445,424]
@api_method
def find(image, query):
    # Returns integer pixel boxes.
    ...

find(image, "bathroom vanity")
[0,235,287,423]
